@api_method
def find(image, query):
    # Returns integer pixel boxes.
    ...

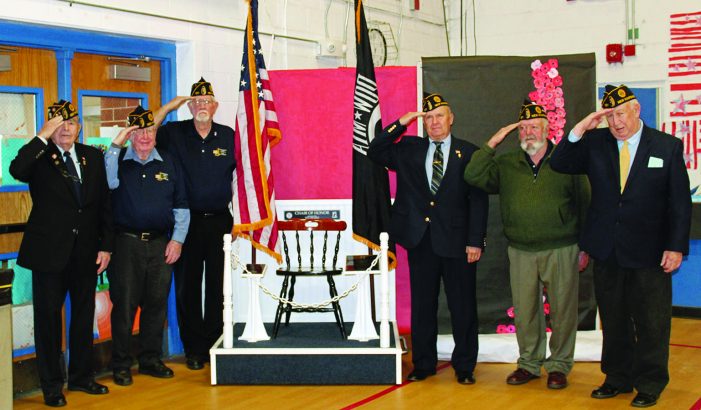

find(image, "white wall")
[0,0,447,128]
[444,0,700,118]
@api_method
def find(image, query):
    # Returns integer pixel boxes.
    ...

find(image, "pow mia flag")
[352,0,395,267]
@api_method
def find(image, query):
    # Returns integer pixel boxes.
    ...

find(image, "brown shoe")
[506,368,538,385]
[547,371,568,389]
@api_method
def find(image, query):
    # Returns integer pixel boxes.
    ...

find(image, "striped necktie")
[430,141,443,195]
[619,141,630,193]
[63,151,82,202]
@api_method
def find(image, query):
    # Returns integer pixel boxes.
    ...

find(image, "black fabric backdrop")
[421,53,598,334]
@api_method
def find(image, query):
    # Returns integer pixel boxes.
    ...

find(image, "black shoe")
[631,392,658,408]
[591,383,633,399]
[406,369,436,382]
[186,356,205,370]
[67,381,109,395]
[113,368,133,386]
[139,361,174,378]
[456,372,476,385]
[43,393,67,407]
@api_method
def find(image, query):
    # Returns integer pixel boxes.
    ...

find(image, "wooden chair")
[273,218,347,339]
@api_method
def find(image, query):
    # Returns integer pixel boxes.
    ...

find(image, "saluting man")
[368,94,488,385]
[550,85,691,408]
[10,100,113,407]
[155,78,235,370]
[105,106,189,387]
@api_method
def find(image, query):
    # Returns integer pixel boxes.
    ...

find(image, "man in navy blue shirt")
[105,106,189,386]
[156,78,235,370]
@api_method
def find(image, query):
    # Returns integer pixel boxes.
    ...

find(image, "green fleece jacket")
[464,143,590,252]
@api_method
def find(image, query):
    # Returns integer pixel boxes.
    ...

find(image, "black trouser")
[108,233,172,369]
[593,254,672,396]
[175,212,232,358]
[406,229,478,374]
[32,246,97,396]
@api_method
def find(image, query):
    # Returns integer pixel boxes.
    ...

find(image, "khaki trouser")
[508,243,579,375]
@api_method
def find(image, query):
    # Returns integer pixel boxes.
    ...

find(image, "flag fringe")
[352,232,397,271]
[232,216,272,233]
[237,232,282,263]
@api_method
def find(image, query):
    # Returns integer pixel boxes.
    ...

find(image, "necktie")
[430,141,443,194]
[63,151,82,201]
[619,141,630,193]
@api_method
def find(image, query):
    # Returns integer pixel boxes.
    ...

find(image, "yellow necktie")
[620,141,630,193]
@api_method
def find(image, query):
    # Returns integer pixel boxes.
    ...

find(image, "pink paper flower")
[507,306,515,318]
[531,59,543,70]
[548,58,558,69]
[547,68,559,79]
[496,324,508,334]
[507,325,516,333]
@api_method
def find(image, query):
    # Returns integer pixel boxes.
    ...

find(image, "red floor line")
[670,343,701,349]
[689,396,701,410]
[339,362,453,410]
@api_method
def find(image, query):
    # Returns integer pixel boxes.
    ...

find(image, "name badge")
[213,148,228,157]
[155,172,169,181]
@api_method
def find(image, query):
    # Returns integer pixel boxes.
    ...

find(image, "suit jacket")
[368,120,488,258]
[550,125,691,268]
[10,137,114,273]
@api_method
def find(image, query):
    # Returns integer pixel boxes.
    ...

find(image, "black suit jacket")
[550,125,691,268]
[368,120,488,258]
[10,137,113,273]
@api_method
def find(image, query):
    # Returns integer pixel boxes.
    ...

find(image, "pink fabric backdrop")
[268,66,417,333]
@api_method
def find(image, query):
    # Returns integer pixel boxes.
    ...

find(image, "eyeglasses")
[191,99,215,106]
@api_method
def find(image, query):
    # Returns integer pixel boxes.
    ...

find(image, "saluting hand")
[112,125,139,147]
[571,109,612,138]
[165,240,183,265]
[487,122,520,149]
[37,116,65,141]
[398,111,425,126]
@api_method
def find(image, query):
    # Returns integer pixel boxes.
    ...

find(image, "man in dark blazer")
[368,94,488,385]
[10,100,113,407]
[550,85,691,408]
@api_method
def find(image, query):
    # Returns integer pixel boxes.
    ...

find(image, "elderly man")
[105,106,189,386]
[368,94,488,385]
[10,100,113,407]
[550,85,691,407]
[155,78,235,370]
[464,100,590,390]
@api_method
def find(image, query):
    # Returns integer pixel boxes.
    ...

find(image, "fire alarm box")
[624,44,636,56]
[606,43,623,63]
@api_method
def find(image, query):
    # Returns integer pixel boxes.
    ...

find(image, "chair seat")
[276,269,343,276]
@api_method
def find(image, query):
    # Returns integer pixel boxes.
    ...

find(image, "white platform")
[437,330,603,362]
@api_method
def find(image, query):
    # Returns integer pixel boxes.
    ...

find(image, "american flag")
[668,11,701,118]
[231,0,282,263]
[662,119,700,170]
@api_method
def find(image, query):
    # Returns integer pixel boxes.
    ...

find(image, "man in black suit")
[550,85,691,408]
[10,100,113,407]
[368,94,488,385]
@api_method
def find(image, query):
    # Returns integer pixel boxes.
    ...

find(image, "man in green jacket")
[464,100,590,390]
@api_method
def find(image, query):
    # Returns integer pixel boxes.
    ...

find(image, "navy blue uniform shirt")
[156,119,235,212]
[107,146,189,236]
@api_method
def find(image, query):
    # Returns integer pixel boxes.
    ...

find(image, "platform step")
[210,322,402,385]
